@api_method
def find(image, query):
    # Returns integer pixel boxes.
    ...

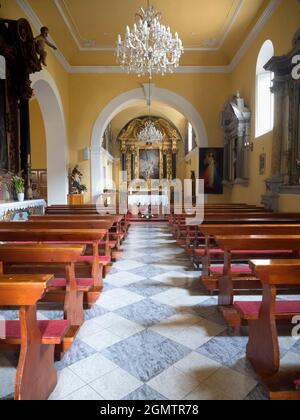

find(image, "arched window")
[0,55,6,80]
[187,122,196,154]
[255,40,274,138]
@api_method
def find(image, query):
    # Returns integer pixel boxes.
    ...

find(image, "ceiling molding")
[69,65,231,74]
[17,0,282,75]
[229,0,282,71]
[54,0,245,52]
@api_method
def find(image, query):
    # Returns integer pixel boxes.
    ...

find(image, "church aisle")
[3,223,298,400]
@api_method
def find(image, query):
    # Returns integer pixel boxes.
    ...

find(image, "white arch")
[30,70,68,205]
[90,86,208,200]
[0,55,6,79]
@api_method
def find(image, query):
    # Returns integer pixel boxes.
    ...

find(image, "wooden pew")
[198,224,300,281]
[213,235,300,325]
[0,228,107,307]
[31,214,129,246]
[0,244,87,327]
[235,259,300,400]
[0,274,70,400]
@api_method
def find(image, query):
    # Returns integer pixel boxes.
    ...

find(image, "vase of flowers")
[78,184,87,195]
[12,175,25,202]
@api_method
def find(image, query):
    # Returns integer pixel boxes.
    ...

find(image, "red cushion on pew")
[210,265,252,275]
[235,301,300,318]
[194,248,224,257]
[99,241,117,248]
[295,380,300,390]
[79,255,110,264]
[231,250,293,255]
[52,278,93,289]
[5,320,70,341]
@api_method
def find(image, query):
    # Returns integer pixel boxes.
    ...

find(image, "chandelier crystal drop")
[116,1,184,78]
[138,119,163,144]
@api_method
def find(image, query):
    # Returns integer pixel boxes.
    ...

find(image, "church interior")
[0,0,300,402]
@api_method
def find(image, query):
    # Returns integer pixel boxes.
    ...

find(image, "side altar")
[0,199,46,220]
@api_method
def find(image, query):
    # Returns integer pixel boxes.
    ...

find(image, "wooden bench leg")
[15,306,57,400]
[247,284,280,376]
[64,264,84,326]
[218,275,234,306]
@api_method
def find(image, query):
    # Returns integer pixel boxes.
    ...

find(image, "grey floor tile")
[102,329,191,381]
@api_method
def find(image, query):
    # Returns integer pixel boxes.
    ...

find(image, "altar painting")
[139,149,160,180]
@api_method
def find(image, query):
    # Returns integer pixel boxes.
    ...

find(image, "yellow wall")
[68,72,231,199]
[229,0,300,209]
[2,0,300,209]
[29,99,46,169]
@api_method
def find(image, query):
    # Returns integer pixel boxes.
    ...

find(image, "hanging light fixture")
[117,0,184,78]
[137,82,163,145]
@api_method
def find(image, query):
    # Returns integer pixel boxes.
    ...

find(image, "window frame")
[255,40,275,139]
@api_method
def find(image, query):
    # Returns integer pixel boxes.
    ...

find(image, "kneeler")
[0,274,70,400]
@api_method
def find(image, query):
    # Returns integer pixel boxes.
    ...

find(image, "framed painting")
[259,153,266,175]
[199,148,224,194]
[139,149,160,180]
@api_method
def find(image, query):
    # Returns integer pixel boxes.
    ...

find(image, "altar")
[128,194,169,207]
[0,199,46,221]
[128,190,169,215]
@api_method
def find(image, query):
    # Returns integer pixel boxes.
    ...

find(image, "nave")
[1,222,299,401]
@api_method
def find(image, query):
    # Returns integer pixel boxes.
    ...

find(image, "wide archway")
[30,70,68,205]
[90,85,208,201]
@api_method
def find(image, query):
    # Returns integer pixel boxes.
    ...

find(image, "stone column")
[261,75,289,211]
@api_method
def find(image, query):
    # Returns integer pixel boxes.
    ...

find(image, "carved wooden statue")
[34,27,57,66]
[70,165,83,194]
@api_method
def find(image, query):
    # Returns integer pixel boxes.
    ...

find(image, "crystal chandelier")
[137,81,163,144]
[138,120,163,144]
[117,0,184,78]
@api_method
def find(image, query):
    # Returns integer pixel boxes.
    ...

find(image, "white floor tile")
[95,288,143,311]
[174,352,222,382]
[113,260,146,271]
[81,329,122,351]
[202,367,257,400]
[63,385,104,400]
[90,368,142,400]
[105,271,146,287]
[49,368,86,400]
[69,353,118,383]
[148,366,199,400]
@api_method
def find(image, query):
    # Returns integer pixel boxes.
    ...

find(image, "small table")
[68,194,84,205]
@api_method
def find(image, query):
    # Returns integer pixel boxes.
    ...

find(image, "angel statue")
[70,165,83,194]
[34,27,57,66]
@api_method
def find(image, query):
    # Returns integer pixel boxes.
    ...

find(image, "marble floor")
[1,223,300,400]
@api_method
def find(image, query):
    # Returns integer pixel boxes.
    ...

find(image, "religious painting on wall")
[139,149,160,180]
[0,80,8,172]
[259,153,266,175]
[199,148,224,194]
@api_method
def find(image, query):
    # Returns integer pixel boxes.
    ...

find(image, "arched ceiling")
[25,0,271,66]
[110,100,187,142]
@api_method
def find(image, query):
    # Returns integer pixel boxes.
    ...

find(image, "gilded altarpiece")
[117,117,181,187]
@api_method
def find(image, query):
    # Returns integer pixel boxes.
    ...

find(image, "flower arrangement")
[78,184,87,194]
[12,175,25,194]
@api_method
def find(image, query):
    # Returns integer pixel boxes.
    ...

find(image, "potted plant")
[12,175,25,202]
[78,184,87,195]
